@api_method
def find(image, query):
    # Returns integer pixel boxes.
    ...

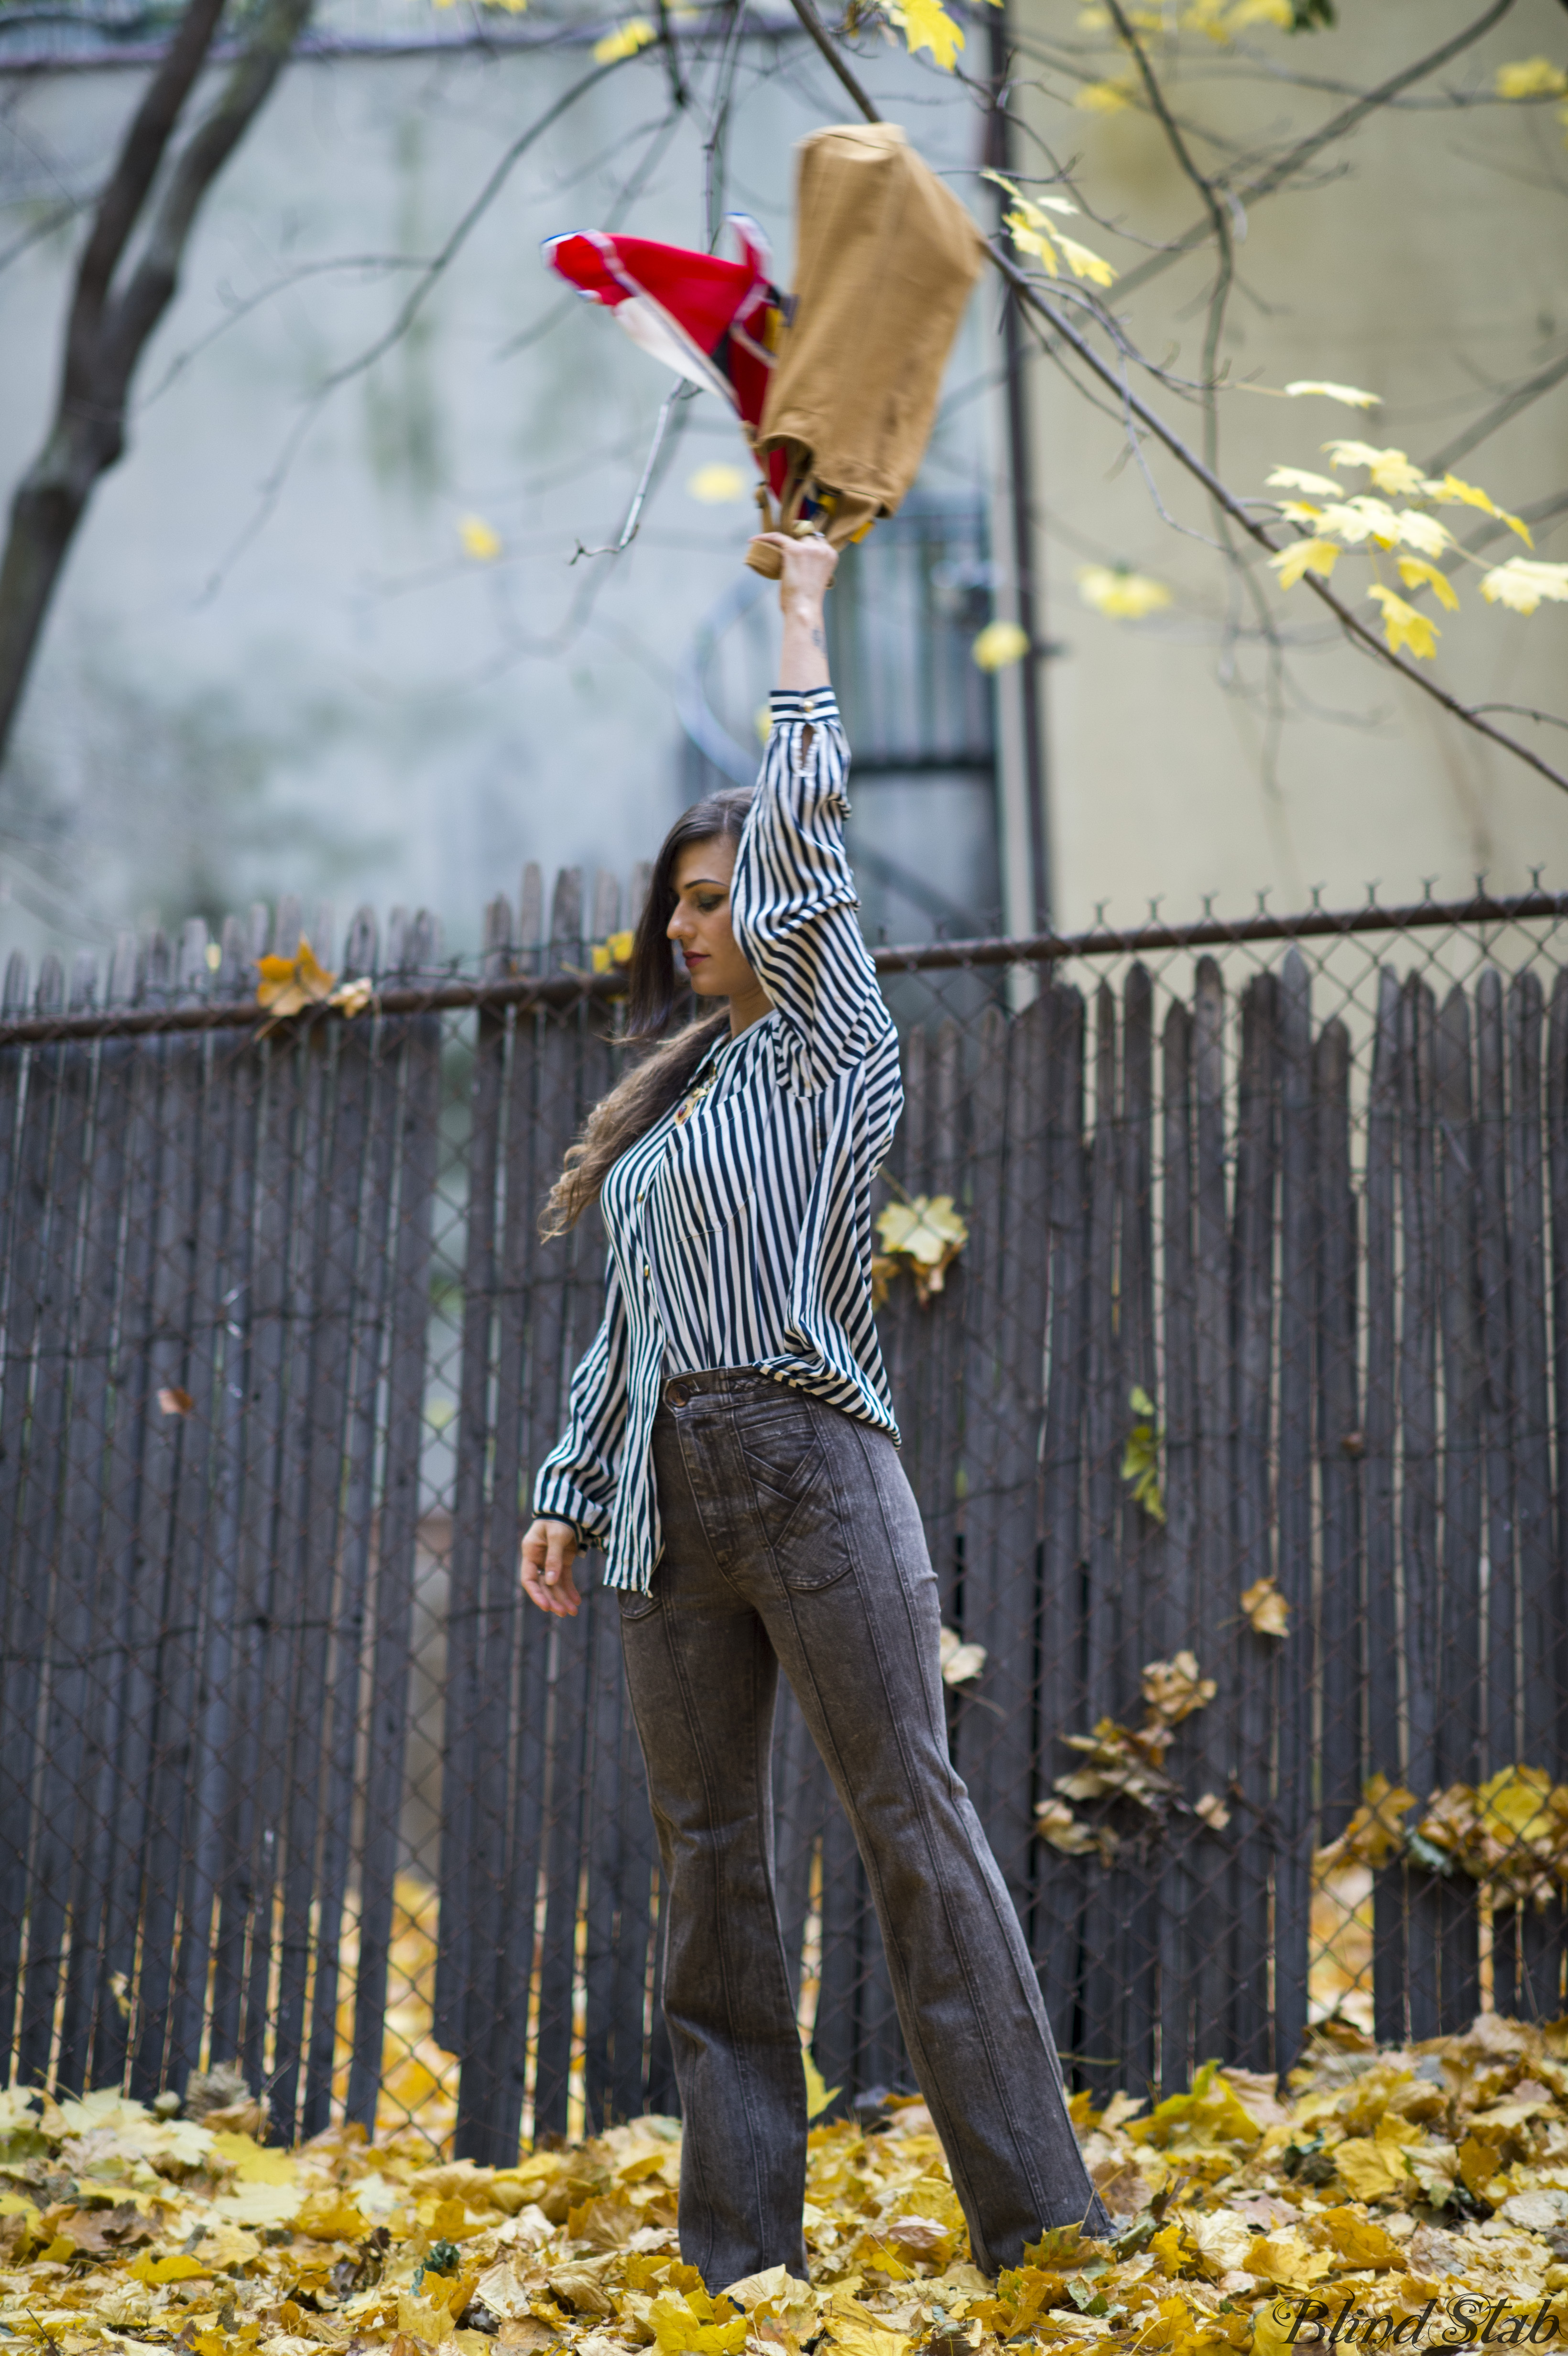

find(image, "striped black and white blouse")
[533,686,904,1593]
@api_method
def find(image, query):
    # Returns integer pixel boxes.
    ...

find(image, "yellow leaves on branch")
[1366,584,1439,663]
[1494,56,1567,98]
[882,0,991,73]
[1396,555,1460,611]
[985,171,1117,285]
[593,16,654,61]
[1078,563,1172,618]
[1269,537,1339,590]
[1282,380,1381,409]
[1265,441,1557,658]
[1481,559,1568,615]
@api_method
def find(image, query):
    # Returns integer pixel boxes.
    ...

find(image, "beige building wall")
[1005,0,1568,933]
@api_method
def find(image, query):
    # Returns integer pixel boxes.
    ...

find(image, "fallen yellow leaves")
[17,2007,1568,2356]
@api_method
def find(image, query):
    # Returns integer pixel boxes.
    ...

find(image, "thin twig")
[569,386,690,562]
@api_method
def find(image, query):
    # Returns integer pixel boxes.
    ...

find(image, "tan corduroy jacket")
[748,122,985,575]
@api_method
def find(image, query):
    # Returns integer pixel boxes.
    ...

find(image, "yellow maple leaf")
[1314,1771,1416,1872]
[594,15,654,60]
[1055,229,1117,284]
[804,2045,840,2121]
[1322,440,1426,496]
[1078,563,1172,617]
[971,619,1029,671]
[1426,471,1532,543]
[1480,559,1568,614]
[1333,2136,1411,2203]
[255,937,337,1021]
[208,2129,296,2183]
[1142,1650,1215,1723]
[1367,582,1438,658]
[130,2252,212,2283]
[459,514,502,561]
[823,2314,910,2356]
[294,2191,369,2240]
[649,2290,748,2356]
[1241,1573,1290,1637]
[1496,57,1568,98]
[1269,536,1340,590]
[1396,555,1460,610]
[1283,379,1382,409]
[1003,209,1060,273]
[982,169,1080,218]
[939,1626,987,1686]
[1076,72,1136,110]
[875,1194,969,1301]
[590,930,635,972]
[687,462,748,505]
[328,975,375,1016]
[1392,508,1452,558]
[1266,465,1340,495]
[884,0,965,68]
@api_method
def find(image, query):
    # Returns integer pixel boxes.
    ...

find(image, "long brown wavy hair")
[539,786,756,1237]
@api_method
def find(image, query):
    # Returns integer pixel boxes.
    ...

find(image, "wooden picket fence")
[3,881,1568,2156]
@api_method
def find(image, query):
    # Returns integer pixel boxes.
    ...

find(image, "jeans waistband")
[659,1368,790,1412]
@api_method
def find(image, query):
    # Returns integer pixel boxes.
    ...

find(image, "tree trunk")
[0,0,313,777]
[0,423,118,762]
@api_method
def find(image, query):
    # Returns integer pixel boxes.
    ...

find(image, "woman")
[521,533,1107,2290]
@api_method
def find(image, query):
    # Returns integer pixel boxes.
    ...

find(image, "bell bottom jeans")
[614,1370,1109,2290]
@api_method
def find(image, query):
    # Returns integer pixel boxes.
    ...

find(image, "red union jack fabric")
[541,215,791,500]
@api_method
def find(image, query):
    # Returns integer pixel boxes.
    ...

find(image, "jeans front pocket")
[736,1394,854,1591]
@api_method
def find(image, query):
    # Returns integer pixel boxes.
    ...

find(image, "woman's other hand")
[758,529,838,609]
[758,530,838,691]
[521,1517,583,1617]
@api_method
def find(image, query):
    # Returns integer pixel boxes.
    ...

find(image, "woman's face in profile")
[666,834,756,1002]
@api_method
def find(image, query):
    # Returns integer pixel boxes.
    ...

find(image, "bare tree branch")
[1424,346,1568,476]
[0,0,314,772]
[1108,0,1520,303]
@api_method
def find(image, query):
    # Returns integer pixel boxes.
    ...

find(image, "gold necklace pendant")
[674,1070,717,1127]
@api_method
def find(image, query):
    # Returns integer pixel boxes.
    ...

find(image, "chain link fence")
[4,879,1568,2161]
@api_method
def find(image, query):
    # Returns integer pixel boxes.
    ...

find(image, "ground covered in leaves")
[10,2013,1568,2356]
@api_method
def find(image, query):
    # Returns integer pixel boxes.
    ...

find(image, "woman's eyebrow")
[680,875,729,891]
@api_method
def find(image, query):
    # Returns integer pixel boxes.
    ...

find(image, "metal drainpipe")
[986,3,1053,934]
